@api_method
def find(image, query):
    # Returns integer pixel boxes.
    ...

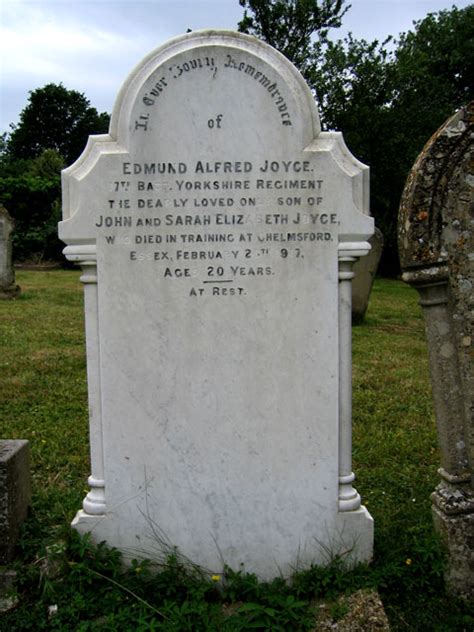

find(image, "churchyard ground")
[0,271,472,630]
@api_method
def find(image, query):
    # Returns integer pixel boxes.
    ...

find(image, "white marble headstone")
[60,31,374,577]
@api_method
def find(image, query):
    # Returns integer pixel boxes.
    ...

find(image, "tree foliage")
[1,84,109,262]
[7,83,109,165]
[0,153,62,262]
[391,6,474,166]
[381,6,473,272]
[236,2,474,275]
[308,36,401,271]
[238,0,348,74]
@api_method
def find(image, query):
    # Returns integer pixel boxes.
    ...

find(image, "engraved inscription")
[134,51,293,130]
[93,157,338,298]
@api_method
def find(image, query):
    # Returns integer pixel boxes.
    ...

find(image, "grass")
[1,271,473,630]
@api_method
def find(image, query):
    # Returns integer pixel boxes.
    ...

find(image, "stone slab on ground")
[0,440,31,563]
[316,589,390,631]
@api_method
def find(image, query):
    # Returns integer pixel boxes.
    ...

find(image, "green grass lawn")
[1,271,472,630]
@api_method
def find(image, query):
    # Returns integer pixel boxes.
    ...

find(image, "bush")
[0,173,62,262]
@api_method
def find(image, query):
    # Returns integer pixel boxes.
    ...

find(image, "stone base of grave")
[72,505,373,577]
[334,506,374,566]
[0,284,21,300]
[0,440,31,563]
[432,482,474,601]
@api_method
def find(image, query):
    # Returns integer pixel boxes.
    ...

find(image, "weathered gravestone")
[352,227,383,323]
[399,103,473,599]
[60,31,374,577]
[0,207,20,299]
[0,440,31,563]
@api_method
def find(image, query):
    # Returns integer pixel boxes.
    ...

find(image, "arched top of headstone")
[398,102,474,275]
[110,30,321,148]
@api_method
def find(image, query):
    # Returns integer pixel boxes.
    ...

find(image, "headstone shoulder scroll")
[60,30,374,578]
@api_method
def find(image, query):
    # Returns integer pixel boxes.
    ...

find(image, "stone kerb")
[60,30,374,578]
[398,102,473,600]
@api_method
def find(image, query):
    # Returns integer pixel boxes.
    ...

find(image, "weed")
[329,600,350,621]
